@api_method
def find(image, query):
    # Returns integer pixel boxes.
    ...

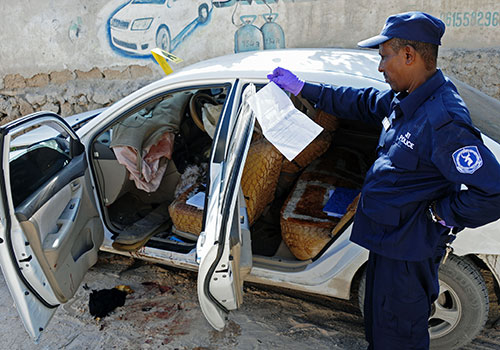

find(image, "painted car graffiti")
[109,0,213,55]
[213,0,314,7]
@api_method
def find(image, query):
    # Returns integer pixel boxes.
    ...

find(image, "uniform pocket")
[388,142,418,170]
[362,195,400,226]
[380,295,429,337]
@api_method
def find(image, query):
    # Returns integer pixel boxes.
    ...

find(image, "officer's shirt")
[301,70,500,261]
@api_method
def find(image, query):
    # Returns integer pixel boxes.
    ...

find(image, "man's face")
[378,41,408,93]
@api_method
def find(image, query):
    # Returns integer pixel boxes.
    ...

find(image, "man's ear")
[404,45,416,65]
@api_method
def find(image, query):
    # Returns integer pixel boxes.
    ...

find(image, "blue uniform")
[301,69,500,349]
[302,69,500,259]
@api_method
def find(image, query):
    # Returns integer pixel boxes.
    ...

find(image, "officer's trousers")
[363,235,448,350]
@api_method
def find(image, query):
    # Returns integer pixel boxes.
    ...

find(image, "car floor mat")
[112,202,170,249]
[107,192,154,227]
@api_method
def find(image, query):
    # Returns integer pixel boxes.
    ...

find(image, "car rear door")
[197,83,255,330]
[0,112,103,341]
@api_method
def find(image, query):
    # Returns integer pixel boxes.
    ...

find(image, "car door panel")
[197,83,255,330]
[18,172,103,303]
[14,153,86,221]
[0,112,103,341]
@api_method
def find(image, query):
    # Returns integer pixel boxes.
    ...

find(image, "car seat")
[168,138,283,236]
[280,146,368,260]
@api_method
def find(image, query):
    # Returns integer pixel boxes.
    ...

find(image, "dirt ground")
[2,252,500,350]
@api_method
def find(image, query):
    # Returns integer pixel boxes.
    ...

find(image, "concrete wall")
[1,0,499,123]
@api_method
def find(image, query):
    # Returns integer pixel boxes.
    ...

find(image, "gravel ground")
[1,252,500,350]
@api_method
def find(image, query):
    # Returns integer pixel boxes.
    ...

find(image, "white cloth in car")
[202,104,223,139]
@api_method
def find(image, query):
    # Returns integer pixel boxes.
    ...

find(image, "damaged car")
[1,48,500,350]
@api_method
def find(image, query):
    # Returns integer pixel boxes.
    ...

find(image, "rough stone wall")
[0,66,157,125]
[440,48,500,100]
[1,47,498,126]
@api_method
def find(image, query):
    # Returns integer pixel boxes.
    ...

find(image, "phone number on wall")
[440,11,499,27]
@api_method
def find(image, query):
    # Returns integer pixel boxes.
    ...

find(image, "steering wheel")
[189,92,218,132]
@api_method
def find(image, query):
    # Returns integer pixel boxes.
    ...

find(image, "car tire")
[156,26,171,52]
[429,255,489,349]
[198,3,209,24]
[357,254,489,349]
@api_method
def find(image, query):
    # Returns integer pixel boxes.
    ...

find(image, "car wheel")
[198,3,209,24]
[156,26,171,52]
[429,255,489,349]
[357,255,489,349]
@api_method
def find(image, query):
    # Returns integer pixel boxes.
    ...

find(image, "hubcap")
[157,30,169,51]
[428,280,462,339]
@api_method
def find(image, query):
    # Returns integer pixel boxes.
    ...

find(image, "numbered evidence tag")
[151,48,183,76]
[382,116,391,131]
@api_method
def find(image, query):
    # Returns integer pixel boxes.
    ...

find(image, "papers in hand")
[186,191,205,210]
[247,82,323,161]
[323,188,360,218]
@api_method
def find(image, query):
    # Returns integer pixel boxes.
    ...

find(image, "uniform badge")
[382,117,391,131]
[452,146,483,174]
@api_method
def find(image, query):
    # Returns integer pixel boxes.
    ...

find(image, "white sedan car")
[1,49,499,350]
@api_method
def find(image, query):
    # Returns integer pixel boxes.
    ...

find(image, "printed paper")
[247,82,323,161]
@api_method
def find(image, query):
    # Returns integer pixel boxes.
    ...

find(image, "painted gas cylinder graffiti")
[235,15,263,52]
[230,0,288,53]
[261,13,285,49]
[233,13,285,53]
[108,0,213,57]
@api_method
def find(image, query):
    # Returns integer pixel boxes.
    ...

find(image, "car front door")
[197,83,255,330]
[0,112,103,341]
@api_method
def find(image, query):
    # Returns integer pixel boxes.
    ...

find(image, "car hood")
[113,3,163,21]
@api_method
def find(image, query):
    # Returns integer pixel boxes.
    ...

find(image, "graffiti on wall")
[107,0,316,59]
[232,3,285,53]
[439,10,499,28]
[108,0,213,58]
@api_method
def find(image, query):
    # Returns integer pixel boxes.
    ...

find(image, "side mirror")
[70,138,85,157]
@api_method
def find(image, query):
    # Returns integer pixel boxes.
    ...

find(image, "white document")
[247,82,323,161]
[186,191,205,210]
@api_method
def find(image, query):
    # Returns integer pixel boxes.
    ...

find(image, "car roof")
[159,48,500,143]
[169,48,385,84]
[81,48,499,144]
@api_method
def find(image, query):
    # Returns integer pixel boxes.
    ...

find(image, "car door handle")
[71,181,80,192]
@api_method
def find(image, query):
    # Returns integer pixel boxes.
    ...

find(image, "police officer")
[268,11,500,350]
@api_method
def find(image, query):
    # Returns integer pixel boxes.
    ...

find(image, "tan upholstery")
[281,131,332,174]
[241,139,283,225]
[168,138,283,235]
[280,147,368,260]
[314,110,340,131]
[168,183,204,235]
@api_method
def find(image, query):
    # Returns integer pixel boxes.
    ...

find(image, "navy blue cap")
[358,11,445,48]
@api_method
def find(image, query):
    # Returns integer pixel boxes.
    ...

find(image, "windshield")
[132,0,166,4]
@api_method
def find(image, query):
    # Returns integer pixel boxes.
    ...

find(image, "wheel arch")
[349,260,367,301]
[470,253,500,302]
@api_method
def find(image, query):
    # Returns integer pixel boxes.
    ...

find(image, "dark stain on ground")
[142,281,173,294]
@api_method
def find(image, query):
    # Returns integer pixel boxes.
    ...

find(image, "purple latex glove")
[267,67,305,96]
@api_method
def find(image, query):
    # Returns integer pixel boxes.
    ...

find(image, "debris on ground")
[88,285,134,318]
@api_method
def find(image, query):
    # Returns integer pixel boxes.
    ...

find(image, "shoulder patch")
[452,146,483,174]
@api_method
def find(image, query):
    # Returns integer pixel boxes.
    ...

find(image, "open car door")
[197,83,255,330]
[0,112,103,342]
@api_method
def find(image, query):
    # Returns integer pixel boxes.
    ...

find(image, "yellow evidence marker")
[151,48,183,76]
